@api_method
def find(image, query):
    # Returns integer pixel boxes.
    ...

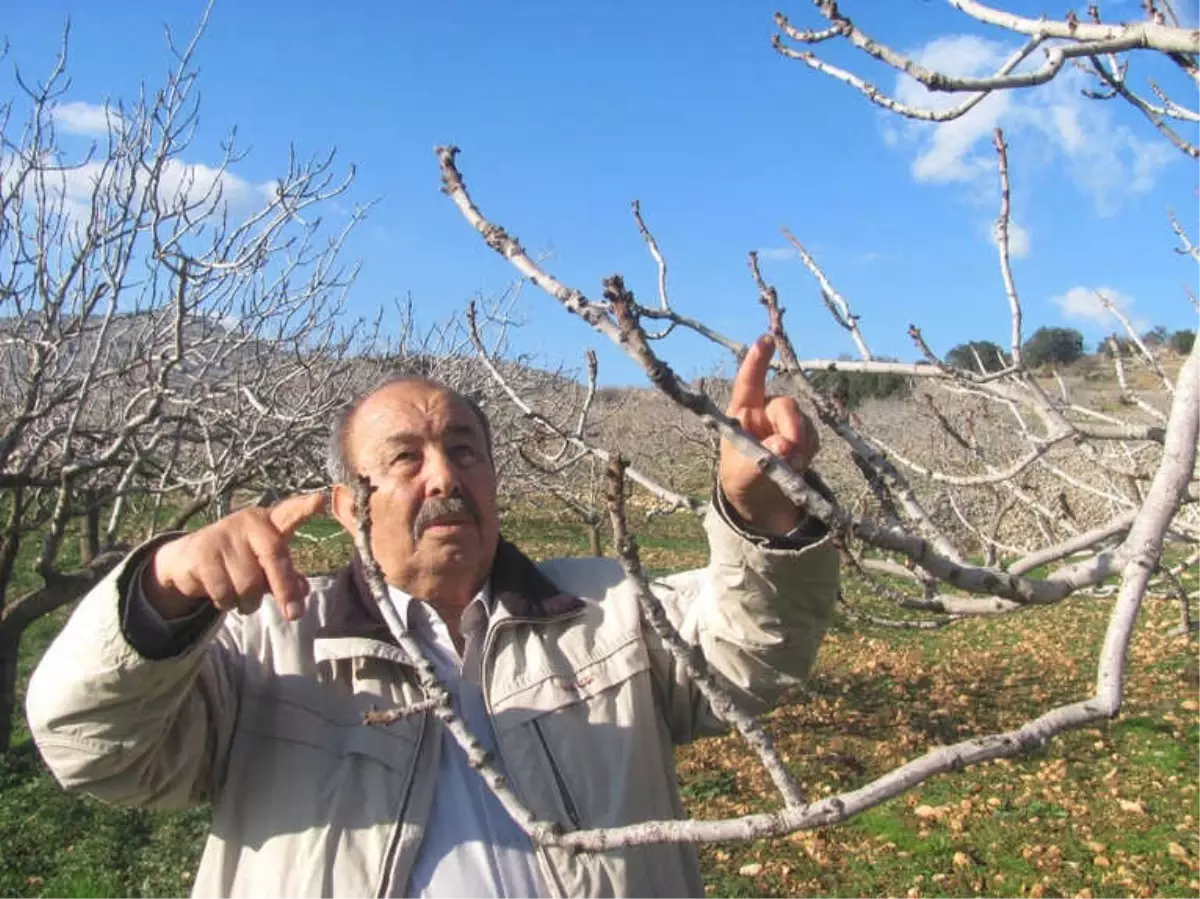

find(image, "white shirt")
[386,583,548,899]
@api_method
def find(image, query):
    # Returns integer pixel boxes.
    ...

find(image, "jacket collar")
[314,538,585,646]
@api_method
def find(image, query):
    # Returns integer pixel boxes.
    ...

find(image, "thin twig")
[780,229,872,359]
[351,476,563,844]
[993,130,1024,369]
[631,200,675,340]
[606,456,806,807]
[465,301,702,516]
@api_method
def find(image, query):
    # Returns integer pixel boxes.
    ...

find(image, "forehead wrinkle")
[356,386,450,434]
[347,382,488,474]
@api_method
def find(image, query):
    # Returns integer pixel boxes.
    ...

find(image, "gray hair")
[325,374,493,485]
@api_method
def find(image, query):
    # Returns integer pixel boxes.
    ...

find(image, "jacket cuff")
[118,535,222,660]
[712,470,833,550]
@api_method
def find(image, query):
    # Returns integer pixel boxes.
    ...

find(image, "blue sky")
[5,1,1198,384]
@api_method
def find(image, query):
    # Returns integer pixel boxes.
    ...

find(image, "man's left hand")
[718,335,820,536]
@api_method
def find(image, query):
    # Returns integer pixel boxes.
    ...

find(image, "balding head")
[327,374,492,485]
[327,374,501,614]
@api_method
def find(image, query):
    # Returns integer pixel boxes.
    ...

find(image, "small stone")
[738,863,763,877]
[1168,842,1189,861]
[1117,799,1146,814]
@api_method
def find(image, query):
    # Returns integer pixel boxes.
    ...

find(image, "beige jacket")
[26,498,838,898]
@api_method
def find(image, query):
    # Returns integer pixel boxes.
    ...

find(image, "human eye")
[391,447,421,468]
[450,443,479,465]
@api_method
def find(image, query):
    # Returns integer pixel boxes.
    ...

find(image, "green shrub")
[945,340,1010,373]
[1169,329,1195,354]
[1023,327,1084,368]
[808,357,913,409]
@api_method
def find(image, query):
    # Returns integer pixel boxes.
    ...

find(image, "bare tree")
[772,0,1199,158]
[413,118,1198,844]
[396,1,1197,844]
[0,13,409,751]
[467,299,703,556]
[9,0,1192,857]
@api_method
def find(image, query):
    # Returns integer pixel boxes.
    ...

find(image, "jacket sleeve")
[646,474,840,744]
[25,537,242,810]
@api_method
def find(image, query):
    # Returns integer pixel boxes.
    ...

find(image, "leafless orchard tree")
[467,297,704,556]
[769,0,1199,621]
[0,15,485,751]
[335,2,1200,849]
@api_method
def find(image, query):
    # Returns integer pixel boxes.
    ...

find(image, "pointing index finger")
[729,335,775,411]
[268,490,330,539]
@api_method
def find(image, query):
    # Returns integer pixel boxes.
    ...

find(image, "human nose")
[423,448,461,498]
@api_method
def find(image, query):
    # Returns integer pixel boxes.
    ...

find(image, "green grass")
[2,506,1197,897]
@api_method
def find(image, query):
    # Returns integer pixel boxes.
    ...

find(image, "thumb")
[268,490,329,538]
[762,433,798,462]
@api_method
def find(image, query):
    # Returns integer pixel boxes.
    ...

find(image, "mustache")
[413,494,481,540]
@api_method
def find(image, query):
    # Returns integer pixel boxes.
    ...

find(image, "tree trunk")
[79,489,100,565]
[0,633,18,754]
[588,521,603,557]
[0,553,124,753]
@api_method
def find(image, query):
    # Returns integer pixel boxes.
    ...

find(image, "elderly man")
[27,335,839,898]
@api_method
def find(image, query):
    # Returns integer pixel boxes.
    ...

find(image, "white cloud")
[889,36,1178,215]
[52,101,121,137]
[1,147,274,235]
[154,158,269,209]
[988,218,1031,258]
[894,36,1015,186]
[21,99,275,226]
[1051,285,1134,325]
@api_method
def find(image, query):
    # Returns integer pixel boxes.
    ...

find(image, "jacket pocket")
[491,630,664,832]
[214,687,427,899]
[238,682,423,767]
[531,718,582,828]
[490,627,651,731]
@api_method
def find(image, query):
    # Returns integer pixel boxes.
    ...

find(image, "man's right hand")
[143,491,329,622]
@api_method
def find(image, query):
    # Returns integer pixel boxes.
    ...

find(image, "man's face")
[332,380,499,602]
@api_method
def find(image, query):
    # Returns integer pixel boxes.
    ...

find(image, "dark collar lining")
[314,538,584,645]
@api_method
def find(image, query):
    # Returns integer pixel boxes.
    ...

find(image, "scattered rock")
[738,863,763,877]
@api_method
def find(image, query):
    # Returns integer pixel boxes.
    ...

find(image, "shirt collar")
[385,580,493,634]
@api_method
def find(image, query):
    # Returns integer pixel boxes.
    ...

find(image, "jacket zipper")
[532,718,582,829]
[375,679,429,899]
[481,609,586,899]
